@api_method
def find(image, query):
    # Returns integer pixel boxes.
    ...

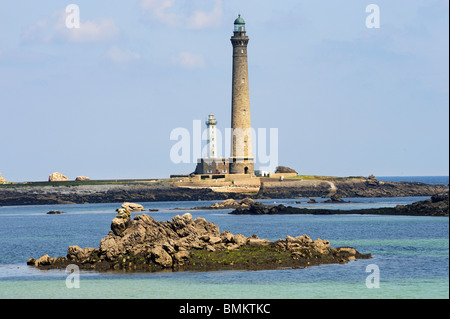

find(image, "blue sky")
[0,0,448,181]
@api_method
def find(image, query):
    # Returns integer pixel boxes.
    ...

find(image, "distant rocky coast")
[0,177,446,206]
[230,188,449,217]
[27,209,371,272]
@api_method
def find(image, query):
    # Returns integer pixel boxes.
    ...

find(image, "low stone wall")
[268,173,298,179]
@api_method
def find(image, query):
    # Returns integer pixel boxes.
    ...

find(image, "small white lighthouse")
[206,114,218,158]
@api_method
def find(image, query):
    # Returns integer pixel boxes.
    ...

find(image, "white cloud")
[141,0,179,27]
[21,10,119,43]
[58,18,119,43]
[187,0,222,29]
[107,46,141,63]
[140,0,223,29]
[172,51,205,69]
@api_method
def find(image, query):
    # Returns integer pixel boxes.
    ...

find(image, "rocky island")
[27,209,371,272]
[230,188,449,217]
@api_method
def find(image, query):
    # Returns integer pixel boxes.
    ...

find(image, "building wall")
[195,158,230,174]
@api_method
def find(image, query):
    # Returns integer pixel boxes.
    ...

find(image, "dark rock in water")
[323,195,347,203]
[307,199,317,204]
[394,188,449,217]
[431,190,449,203]
[231,190,449,217]
[28,207,371,272]
[148,209,159,212]
[190,198,255,210]
[45,210,66,215]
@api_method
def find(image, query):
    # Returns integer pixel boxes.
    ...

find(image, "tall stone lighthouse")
[229,15,254,175]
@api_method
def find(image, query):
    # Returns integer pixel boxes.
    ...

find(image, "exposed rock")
[192,197,255,210]
[337,247,356,255]
[150,246,173,268]
[67,245,86,261]
[323,195,348,203]
[45,210,66,215]
[0,172,6,184]
[35,254,52,266]
[239,198,255,207]
[28,208,371,272]
[48,172,69,182]
[27,258,36,266]
[394,187,449,217]
[75,176,91,181]
[121,202,145,212]
[275,166,298,174]
[111,208,132,236]
[232,233,247,246]
[431,189,449,203]
[311,239,330,254]
[221,199,239,207]
[231,191,449,217]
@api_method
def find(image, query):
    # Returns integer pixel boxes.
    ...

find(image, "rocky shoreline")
[0,178,446,206]
[256,178,446,199]
[230,188,449,217]
[27,209,371,273]
[0,183,234,206]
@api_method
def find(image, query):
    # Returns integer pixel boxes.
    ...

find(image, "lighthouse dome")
[234,15,245,31]
[234,15,245,25]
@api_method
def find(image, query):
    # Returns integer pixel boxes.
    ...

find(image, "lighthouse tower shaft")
[230,16,254,175]
[206,114,218,159]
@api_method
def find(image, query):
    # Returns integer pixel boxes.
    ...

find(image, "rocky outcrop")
[45,210,66,215]
[275,166,298,174]
[75,176,90,181]
[0,172,6,184]
[231,190,449,217]
[192,198,255,210]
[121,202,145,212]
[48,172,68,182]
[393,188,449,216]
[27,210,371,272]
[323,195,349,203]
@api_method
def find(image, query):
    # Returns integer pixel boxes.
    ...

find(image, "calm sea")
[0,176,448,299]
[377,176,449,185]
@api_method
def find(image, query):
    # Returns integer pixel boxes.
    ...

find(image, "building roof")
[234,14,245,25]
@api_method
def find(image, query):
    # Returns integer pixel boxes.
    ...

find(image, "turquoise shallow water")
[2,276,448,299]
[0,194,448,299]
